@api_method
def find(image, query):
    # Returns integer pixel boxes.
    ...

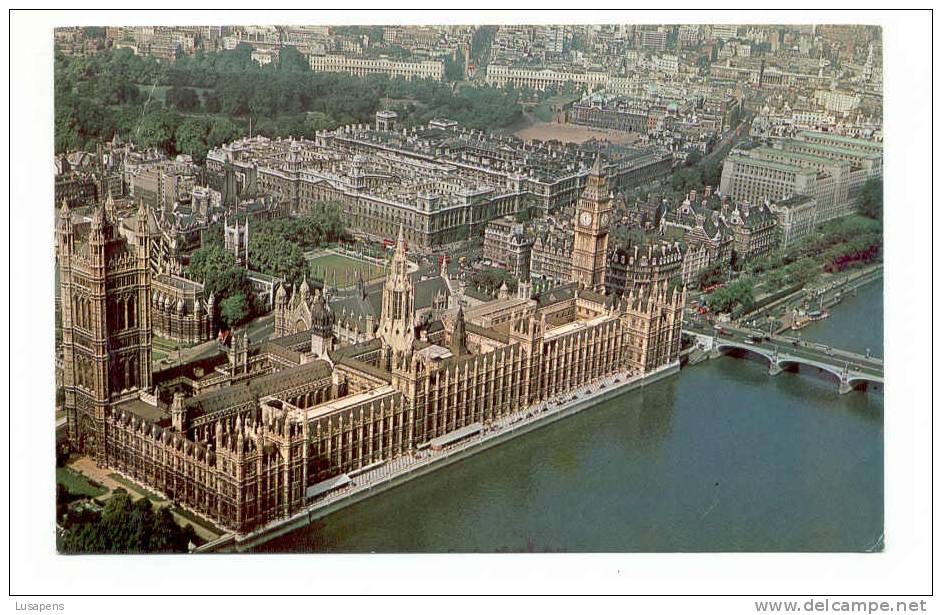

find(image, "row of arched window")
[108,295,138,331]
[73,354,97,390]
[71,295,94,330]
[73,353,139,394]
[110,355,140,393]
[70,294,138,331]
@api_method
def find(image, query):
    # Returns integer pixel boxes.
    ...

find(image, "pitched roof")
[185,360,333,418]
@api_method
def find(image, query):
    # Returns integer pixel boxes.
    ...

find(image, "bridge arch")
[708,335,882,395]
[846,376,884,392]
[776,359,845,383]
[714,343,775,367]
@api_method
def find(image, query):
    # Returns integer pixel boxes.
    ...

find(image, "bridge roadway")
[685,324,884,394]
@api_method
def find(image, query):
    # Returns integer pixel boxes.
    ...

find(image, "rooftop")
[113,396,169,424]
[301,384,397,421]
[798,130,883,150]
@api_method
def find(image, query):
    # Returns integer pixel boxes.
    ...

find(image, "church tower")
[59,197,152,461]
[571,156,613,292]
[378,224,416,356]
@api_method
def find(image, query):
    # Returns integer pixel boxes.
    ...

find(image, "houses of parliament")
[57,160,685,534]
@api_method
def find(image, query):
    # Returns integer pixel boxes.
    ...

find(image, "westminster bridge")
[685,327,884,395]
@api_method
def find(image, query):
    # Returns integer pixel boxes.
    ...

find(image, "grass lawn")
[108,473,166,503]
[57,467,107,498]
[152,334,196,364]
[308,253,386,286]
[153,334,196,351]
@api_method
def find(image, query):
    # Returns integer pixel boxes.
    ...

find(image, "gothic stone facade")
[152,273,216,344]
[59,187,685,536]
[59,198,152,461]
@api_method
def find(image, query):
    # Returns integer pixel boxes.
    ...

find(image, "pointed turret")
[136,196,150,236]
[395,222,406,255]
[451,305,468,356]
[105,188,117,221]
[58,198,72,231]
[89,195,114,243]
[90,197,107,230]
[379,221,416,355]
[498,280,510,300]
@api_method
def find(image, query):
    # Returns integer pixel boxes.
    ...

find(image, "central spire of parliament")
[378,223,416,355]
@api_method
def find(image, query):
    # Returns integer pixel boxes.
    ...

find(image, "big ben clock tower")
[571,156,613,291]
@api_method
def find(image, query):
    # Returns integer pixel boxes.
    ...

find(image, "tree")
[274,114,308,139]
[469,266,517,296]
[220,294,250,328]
[248,230,308,287]
[134,107,182,153]
[53,44,531,156]
[278,45,310,73]
[444,51,465,82]
[60,488,195,553]
[167,86,201,112]
[700,161,723,187]
[784,257,820,286]
[186,241,254,326]
[207,117,242,148]
[859,177,883,221]
[304,111,336,135]
[764,268,788,292]
[203,90,222,113]
[367,26,385,46]
[670,167,701,194]
[707,279,754,313]
[174,117,211,163]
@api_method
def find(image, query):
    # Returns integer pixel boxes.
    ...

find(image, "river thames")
[260,280,883,553]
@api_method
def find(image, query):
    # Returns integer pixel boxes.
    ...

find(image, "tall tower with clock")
[571,156,613,291]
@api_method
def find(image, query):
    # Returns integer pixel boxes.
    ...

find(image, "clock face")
[600,213,610,227]
[580,211,593,227]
